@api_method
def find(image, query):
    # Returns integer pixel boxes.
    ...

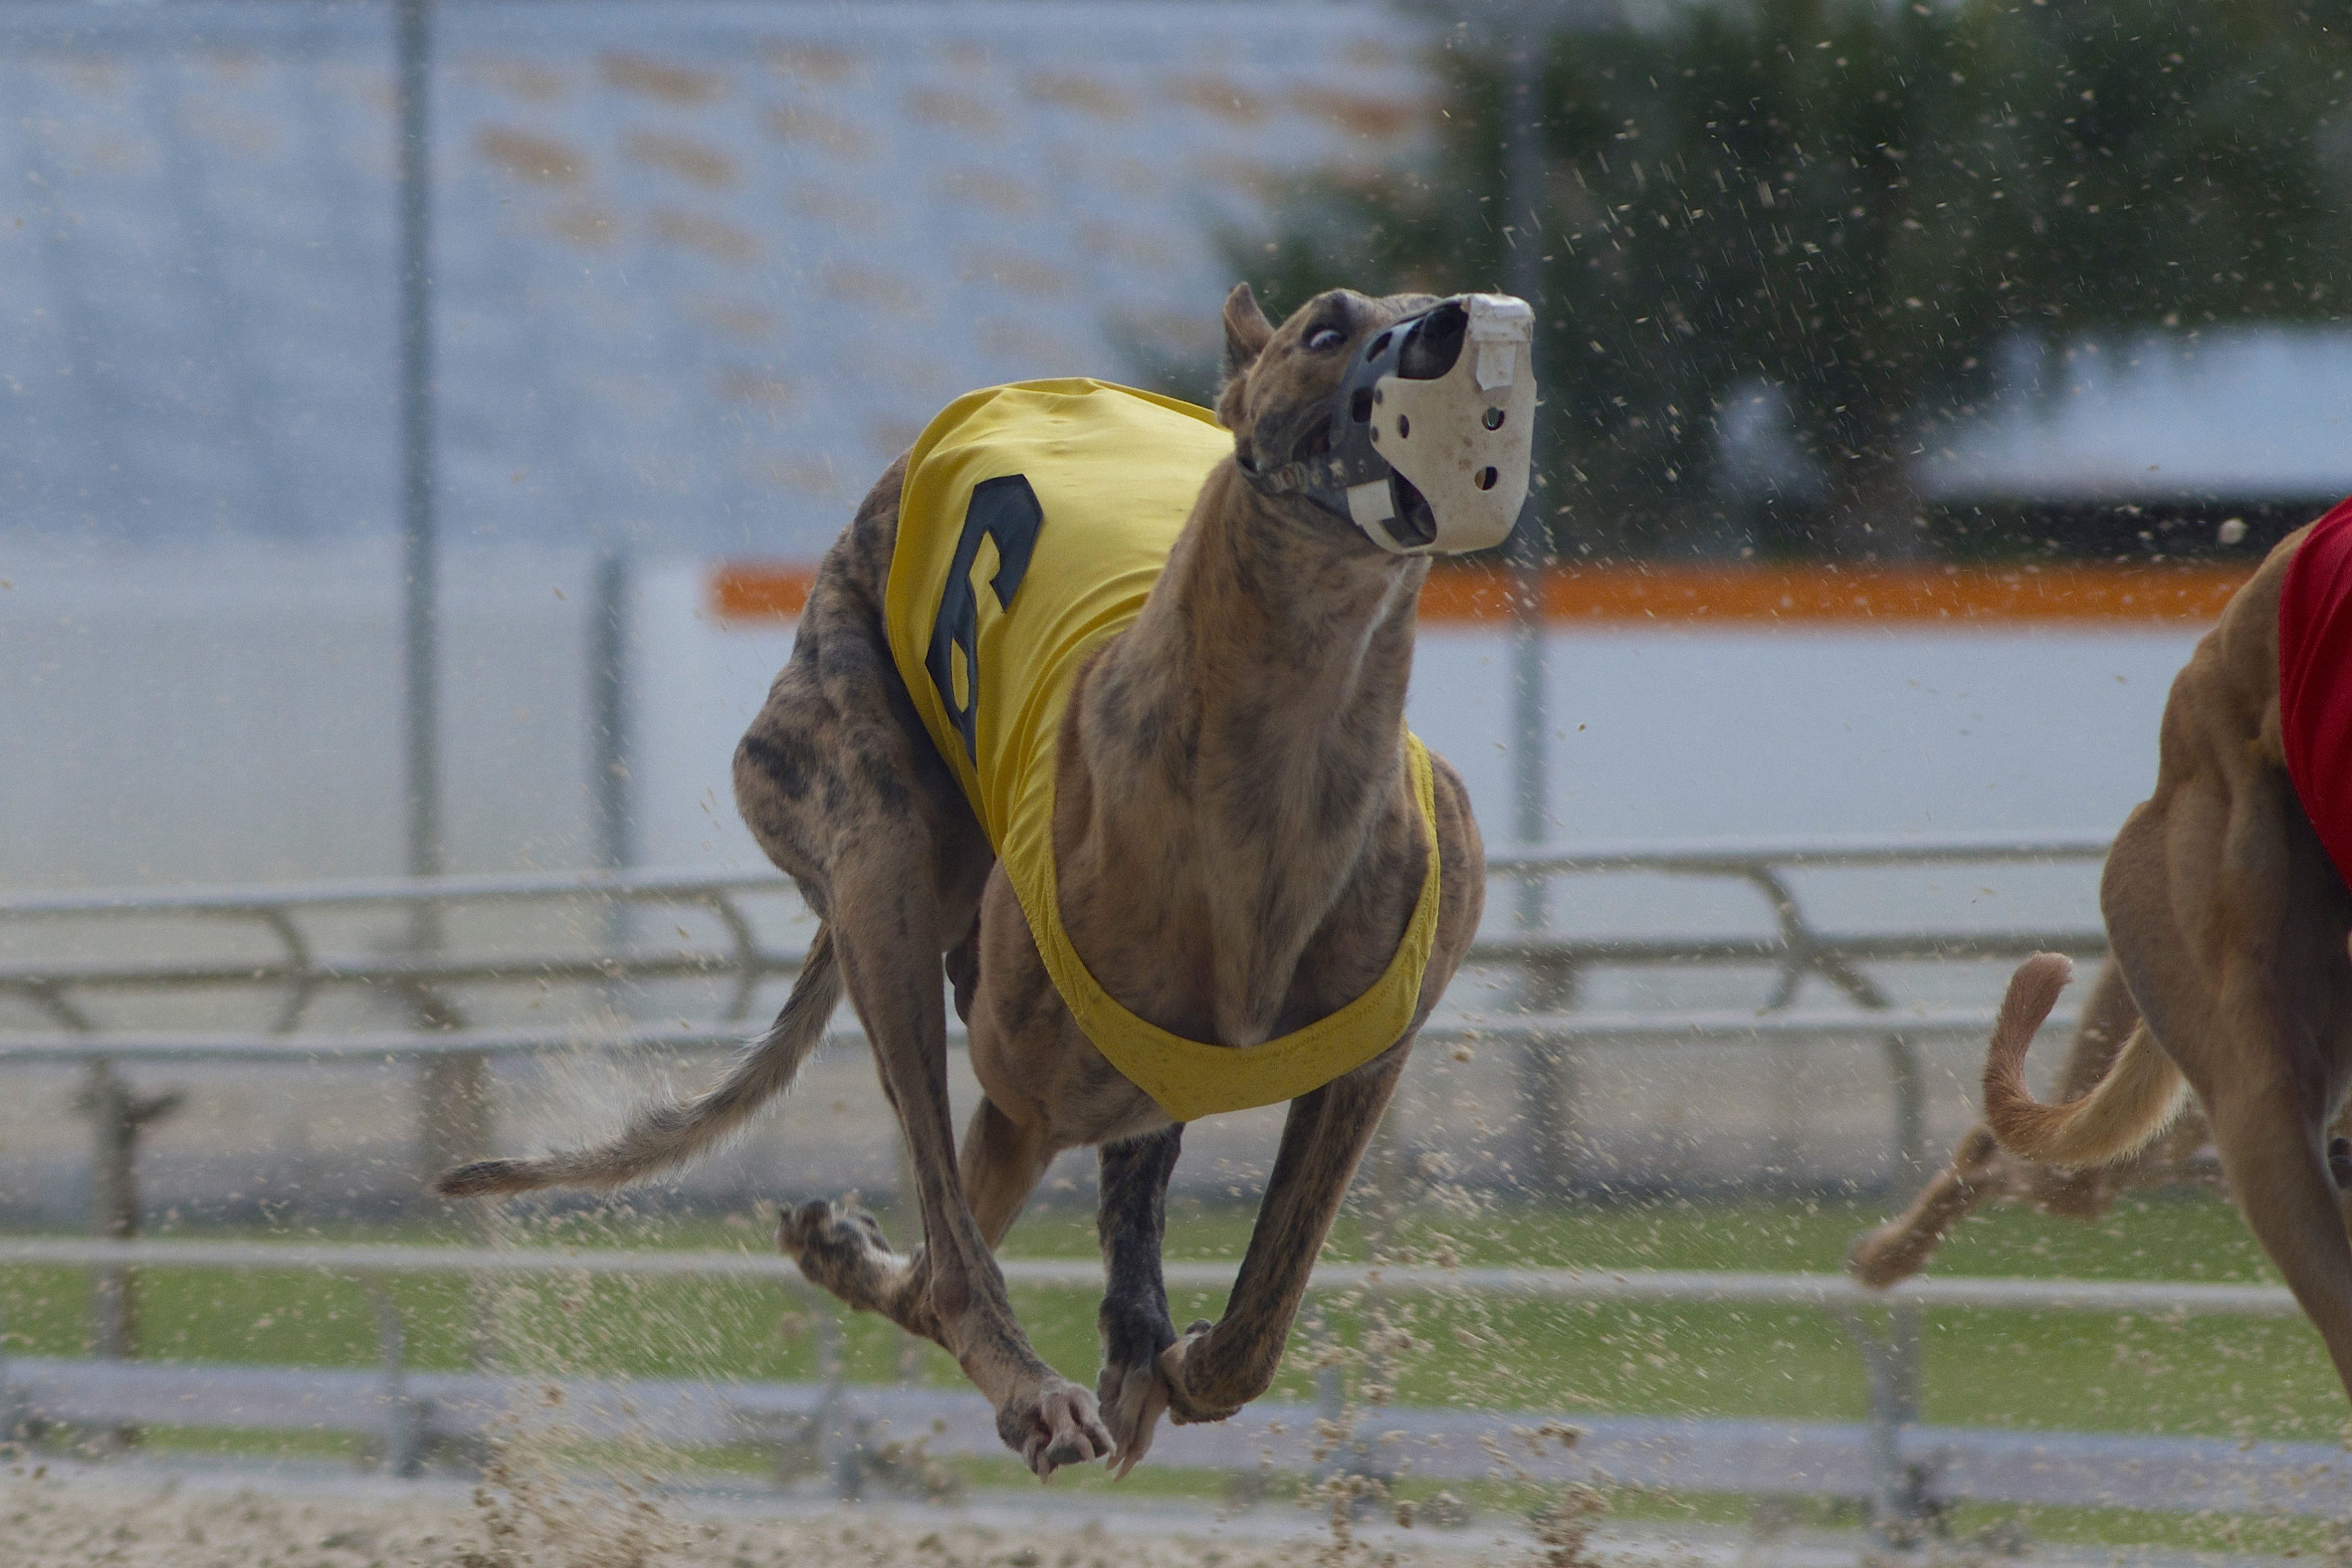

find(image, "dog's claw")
[1097,1358,1174,1478]
[1002,1379,1111,1482]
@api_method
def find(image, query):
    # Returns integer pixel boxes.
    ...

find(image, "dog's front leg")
[1159,1049,1407,1426]
[1094,1124,1183,1474]
[785,855,1111,1479]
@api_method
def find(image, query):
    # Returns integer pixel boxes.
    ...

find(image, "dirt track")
[1,1461,1505,1568]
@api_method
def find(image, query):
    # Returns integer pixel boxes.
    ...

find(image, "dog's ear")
[1218,283,1275,437]
[1220,282,1274,385]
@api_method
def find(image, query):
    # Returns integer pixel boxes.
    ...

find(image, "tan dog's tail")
[435,925,842,1199]
[1981,951,2189,1168]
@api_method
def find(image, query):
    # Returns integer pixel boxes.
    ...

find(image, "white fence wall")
[1,540,2206,896]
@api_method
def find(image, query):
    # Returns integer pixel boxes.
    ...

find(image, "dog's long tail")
[1981,951,2189,1169]
[435,925,842,1199]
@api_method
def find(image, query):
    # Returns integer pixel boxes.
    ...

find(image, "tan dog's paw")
[995,1377,1112,1481]
[1159,1319,1243,1426]
[1844,1225,1925,1290]
[1097,1356,1173,1478]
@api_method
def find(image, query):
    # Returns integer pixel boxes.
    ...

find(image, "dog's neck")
[1057,460,1427,1049]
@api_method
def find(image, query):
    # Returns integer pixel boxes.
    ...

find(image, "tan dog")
[1855,512,2352,1405]
[435,285,1490,1478]
[1847,961,2223,1288]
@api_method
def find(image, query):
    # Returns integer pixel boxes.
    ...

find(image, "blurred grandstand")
[0,1,1428,558]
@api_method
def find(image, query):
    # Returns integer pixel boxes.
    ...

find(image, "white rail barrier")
[0,1238,2296,1316]
[0,834,2113,1201]
[1,1239,2335,1521]
[0,834,2111,1034]
[0,836,2129,1532]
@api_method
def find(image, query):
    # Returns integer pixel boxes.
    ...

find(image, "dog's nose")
[1396,300,1468,381]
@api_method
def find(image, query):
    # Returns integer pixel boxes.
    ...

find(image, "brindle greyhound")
[1851,515,2352,1408]
[437,285,1488,1479]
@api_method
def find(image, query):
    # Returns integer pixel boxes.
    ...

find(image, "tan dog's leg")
[1846,1123,2007,1287]
[1848,960,2142,1286]
[2104,786,2352,1395]
[1154,1050,1408,1430]
[782,848,1111,1477]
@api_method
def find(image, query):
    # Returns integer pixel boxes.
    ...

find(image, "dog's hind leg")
[1093,1124,1183,1475]
[783,845,1111,1478]
[1845,1123,2008,1288]
[2105,781,2352,1401]
[1847,959,2142,1287]
[2193,1016,2352,1397]
[784,1098,1047,1349]
[1157,1049,1407,1428]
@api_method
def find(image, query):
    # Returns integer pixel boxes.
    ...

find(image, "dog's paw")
[1096,1358,1173,1478]
[1843,1225,1918,1290]
[778,1199,903,1307]
[995,1377,1112,1481]
[1158,1319,1244,1426]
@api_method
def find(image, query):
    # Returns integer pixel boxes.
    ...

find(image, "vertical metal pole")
[369,1279,427,1477]
[397,0,439,907]
[1502,25,1576,1190]
[1517,959,1579,1193]
[814,1304,862,1499]
[591,554,634,988]
[73,1062,179,1452]
[83,1063,136,1363]
[1838,1305,1928,1547]
[75,1061,179,1364]
[591,552,632,877]
[396,0,487,1206]
[1882,1030,1929,1503]
[1884,1032,1927,1187]
[1504,30,1548,898]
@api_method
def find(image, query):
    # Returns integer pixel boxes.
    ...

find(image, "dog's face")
[1215,282,1441,498]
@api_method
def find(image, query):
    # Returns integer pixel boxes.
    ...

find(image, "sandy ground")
[0,1454,1550,1568]
[0,1452,2304,1568]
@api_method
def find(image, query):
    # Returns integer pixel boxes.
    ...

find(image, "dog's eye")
[1304,326,1345,351]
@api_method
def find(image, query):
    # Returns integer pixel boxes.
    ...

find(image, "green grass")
[4,1190,2344,1500]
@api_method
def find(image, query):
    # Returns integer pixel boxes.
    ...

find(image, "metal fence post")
[592,552,635,982]
[73,1060,181,1363]
[368,1278,429,1477]
[1884,1031,1928,1188]
[1517,955,1581,1194]
[813,1304,862,1499]
[592,552,633,879]
[390,0,488,1237]
[1837,1303,1932,1547]
[0,1306,24,1447]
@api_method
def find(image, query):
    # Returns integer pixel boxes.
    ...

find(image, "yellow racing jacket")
[882,379,1441,1123]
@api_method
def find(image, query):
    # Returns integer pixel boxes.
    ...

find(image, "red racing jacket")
[2279,495,2352,886]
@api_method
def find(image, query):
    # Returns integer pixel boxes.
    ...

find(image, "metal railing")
[0,865,807,1035]
[0,833,2113,1184]
[0,831,2113,1030]
[4,1237,2339,1528]
[0,834,2128,1534]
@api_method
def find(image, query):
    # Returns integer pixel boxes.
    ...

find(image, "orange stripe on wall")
[711,565,813,622]
[1416,562,2254,624]
[711,561,2253,627]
